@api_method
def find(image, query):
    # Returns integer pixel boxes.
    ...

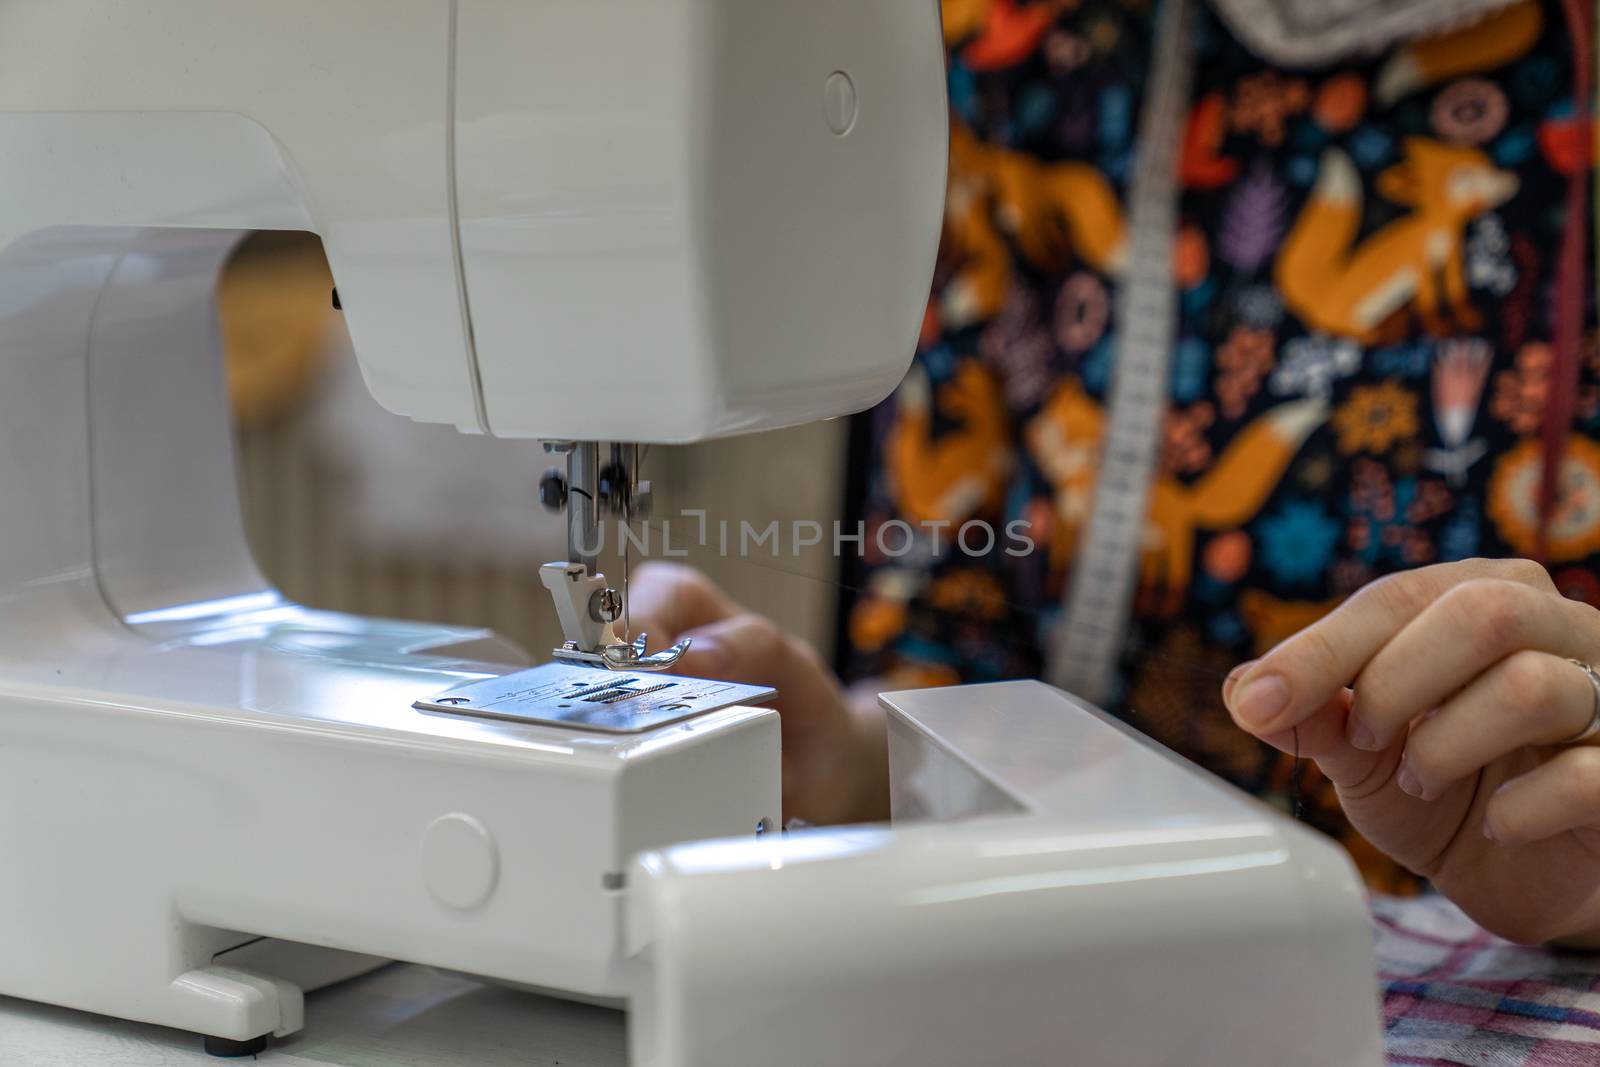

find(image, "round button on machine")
[421,813,500,911]
[823,70,857,136]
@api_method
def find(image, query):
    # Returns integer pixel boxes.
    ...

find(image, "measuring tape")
[1046,0,1194,706]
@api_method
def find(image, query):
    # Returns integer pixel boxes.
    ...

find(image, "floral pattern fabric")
[839,0,1596,890]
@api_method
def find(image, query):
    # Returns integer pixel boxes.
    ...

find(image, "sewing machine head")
[329,3,945,669]
[351,6,946,446]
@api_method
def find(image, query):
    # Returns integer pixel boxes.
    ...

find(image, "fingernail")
[1222,660,1258,703]
[1482,819,1499,843]
[1234,674,1290,730]
[1396,762,1424,799]
[1348,716,1377,751]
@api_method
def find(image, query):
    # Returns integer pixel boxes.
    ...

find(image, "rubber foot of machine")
[203,1034,270,1058]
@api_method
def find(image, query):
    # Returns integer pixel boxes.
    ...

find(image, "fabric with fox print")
[839,0,1598,895]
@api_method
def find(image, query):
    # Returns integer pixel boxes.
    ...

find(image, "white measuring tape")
[1047,0,1194,705]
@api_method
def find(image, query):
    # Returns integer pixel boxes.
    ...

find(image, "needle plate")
[413,662,776,734]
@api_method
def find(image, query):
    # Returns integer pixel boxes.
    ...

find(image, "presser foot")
[552,632,691,672]
[539,563,690,671]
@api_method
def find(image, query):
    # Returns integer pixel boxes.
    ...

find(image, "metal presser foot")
[538,561,690,672]
[559,629,694,673]
[537,441,688,672]
[600,632,692,671]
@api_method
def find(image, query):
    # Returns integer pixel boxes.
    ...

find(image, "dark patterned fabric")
[840,0,1595,891]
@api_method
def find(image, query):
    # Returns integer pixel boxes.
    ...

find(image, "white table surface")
[0,965,627,1066]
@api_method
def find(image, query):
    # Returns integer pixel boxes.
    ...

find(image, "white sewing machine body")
[0,3,1382,1064]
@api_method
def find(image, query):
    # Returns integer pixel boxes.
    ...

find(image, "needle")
[623,502,631,642]
[622,449,632,643]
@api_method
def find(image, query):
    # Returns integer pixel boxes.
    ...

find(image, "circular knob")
[538,468,568,512]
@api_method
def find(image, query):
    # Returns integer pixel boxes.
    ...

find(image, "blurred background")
[221,232,848,664]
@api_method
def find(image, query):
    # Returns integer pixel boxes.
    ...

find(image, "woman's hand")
[1224,558,1600,947]
[625,562,889,826]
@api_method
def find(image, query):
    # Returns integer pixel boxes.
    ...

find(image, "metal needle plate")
[413,662,776,734]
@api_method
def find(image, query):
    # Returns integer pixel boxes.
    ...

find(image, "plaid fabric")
[1376,894,1600,1065]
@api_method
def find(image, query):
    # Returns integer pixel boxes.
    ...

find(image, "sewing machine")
[0,3,1382,1064]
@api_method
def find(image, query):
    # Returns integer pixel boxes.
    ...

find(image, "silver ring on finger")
[1564,659,1600,744]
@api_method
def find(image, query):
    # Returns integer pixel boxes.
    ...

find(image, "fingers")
[1255,688,1394,795]
[1398,652,1599,800]
[616,566,874,828]
[625,562,740,650]
[673,613,791,684]
[1229,558,1554,736]
[1349,581,1600,750]
[1224,657,1390,787]
[1227,664,1374,785]
[676,613,842,707]
[1486,747,1600,845]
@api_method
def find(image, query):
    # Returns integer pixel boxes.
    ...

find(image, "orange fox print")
[943,122,1127,327]
[1374,0,1544,105]
[942,178,1013,329]
[1026,382,1326,613]
[887,361,1015,526]
[1276,141,1518,344]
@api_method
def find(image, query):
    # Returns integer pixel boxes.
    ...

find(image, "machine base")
[0,612,778,1048]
